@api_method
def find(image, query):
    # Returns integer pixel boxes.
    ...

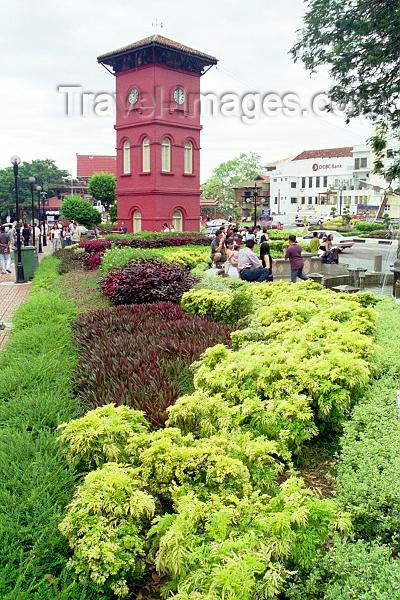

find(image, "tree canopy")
[201,153,263,214]
[61,195,102,227]
[0,159,70,218]
[88,172,116,211]
[291,0,400,181]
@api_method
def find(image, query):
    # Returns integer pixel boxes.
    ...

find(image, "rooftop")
[292,147,354,161]
[76,154,117,178]
[98,34,217,74]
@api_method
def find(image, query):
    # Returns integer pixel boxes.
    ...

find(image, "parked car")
[206,219,228,227]
[299,230,354,252]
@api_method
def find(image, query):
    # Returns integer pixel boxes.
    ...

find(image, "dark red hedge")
[73,302,232,426]
[99,259,196,305]
[79,239,112,253]
[113,235,210,249]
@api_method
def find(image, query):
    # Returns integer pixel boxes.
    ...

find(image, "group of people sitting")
[210,225,309,284]
[210,226,274,283]
[309,231,340,264]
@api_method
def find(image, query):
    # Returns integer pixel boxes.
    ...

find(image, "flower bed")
[100,259,196,305]
[72,302,232,427]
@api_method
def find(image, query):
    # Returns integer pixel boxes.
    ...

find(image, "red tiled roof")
[76,154,117,178]
[292,147,353,161]
[98,34,217,64]
[46,196,62,209]
[200,198,219,206]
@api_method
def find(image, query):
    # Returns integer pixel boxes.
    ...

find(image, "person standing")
[284,235,308,283]
[22,223,30,246]
[0,225,11,274]
[51,226,61,252]
[238,239,270,282]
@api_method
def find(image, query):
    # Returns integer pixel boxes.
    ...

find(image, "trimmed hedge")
[0,258,101,599]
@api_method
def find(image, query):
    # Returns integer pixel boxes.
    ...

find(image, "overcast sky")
[0,0,372,180]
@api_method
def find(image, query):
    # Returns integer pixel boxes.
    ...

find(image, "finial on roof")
[151,18,164,34]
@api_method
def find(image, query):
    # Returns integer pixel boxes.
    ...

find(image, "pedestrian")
[51,226,61,252]
[120,222,128,233]
[34,223,41,252]
[210,231,227,267]
[238,239,270,282]
[284,235,309,283]
[0,225,12,274]
[22,223,30,246]
[259,235,273,281]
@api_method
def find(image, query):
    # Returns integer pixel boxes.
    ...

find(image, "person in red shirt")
[284,235,309,283]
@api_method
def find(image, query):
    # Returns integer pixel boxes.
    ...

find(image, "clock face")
[128,88,139,105]
[173,87,185,105]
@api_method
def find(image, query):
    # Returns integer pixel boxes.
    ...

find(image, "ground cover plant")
[99,259,196,305]
[58,279,379,599]
[72,302,232,426]
[0,257,103,600]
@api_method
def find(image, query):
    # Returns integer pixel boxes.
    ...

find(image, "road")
[338,240,398,272]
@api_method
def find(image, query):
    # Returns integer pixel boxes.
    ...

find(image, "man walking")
[0,225,12,274]
[238,239,270,282]
[285,235,308,283]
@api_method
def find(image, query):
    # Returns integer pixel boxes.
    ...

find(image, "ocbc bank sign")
[312,163,342,171]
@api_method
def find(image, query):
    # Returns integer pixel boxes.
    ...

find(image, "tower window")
[162,137,171,172]
[172,209,183,232]
[132,210,142,233]
[184,140,193,174]
[142,137,150,173]
[123,140,130,174]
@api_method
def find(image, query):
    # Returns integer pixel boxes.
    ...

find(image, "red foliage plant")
[80,239,112,253]
[72,302,232,426]
[83,251,103,271]
[99,259,196,305]
[114,236,209,249]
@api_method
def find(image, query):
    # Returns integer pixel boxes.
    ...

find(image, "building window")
[132,210,141,233]
[274,197,278,204]
[309,177,313,187]
[323,176,328,187]
[184,140,193,174]
[301,177,306,188]
[301,196,305,204]
[123,140,130,174]
[315,196,319,204]
[142,137,150,172]
[308,196,312,204]
[172,209,183,232]
[316,176,320,188]
[361,157,368,168]
[290,197,297,204]
[291,181,296,188]
[161,137,171,172]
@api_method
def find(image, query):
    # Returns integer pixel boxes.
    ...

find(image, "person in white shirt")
[237,240,270,282]
[51,226,61,252]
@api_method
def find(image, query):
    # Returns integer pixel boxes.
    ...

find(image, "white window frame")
[123,140,131,174]
[161,137,171,172]
[184,140,193,174]
[142,137,150,173]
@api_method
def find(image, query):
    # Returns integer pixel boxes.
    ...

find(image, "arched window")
[132,210,142,233]
[161,137,171,172]
[184,140,193,174]
[123,140,130,174]
[142,137,150,173]
[172,209,183,232]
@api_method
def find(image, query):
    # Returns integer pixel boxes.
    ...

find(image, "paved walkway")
[0,269,31,349]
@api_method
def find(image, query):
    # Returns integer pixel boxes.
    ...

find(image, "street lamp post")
[10,155,24,283]
[36,185,43,253]
[253,175,264,229]
[28,176,36,246]
[41,191,48,246]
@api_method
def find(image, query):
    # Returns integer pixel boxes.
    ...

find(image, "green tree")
[201,153,263,214]
[88,172,116,212]
[109,203,117,223]
[0,159,70,219]
[291,0,400,181]
[61,195,101,227]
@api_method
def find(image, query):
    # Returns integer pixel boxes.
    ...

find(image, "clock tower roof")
[98,34,217,74]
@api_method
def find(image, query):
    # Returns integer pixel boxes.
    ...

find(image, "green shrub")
[286,540,400,600]
[59,463,156,598]
[58,404,149,470]
[181,287,254,324]
[354,221,385,232]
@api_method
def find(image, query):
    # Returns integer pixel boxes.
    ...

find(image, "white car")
[206,219,229,227]
[299,230,354,251]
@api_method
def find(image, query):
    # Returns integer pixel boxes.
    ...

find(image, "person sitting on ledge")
[238,239,270,282]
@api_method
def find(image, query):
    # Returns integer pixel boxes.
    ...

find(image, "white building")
[268,144,397,223]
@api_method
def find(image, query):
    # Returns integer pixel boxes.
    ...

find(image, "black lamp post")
[36,185,43,253]
[10,155,24,283]
[41,191,48,246]
[28,176,36,246]
[253,175,264,229]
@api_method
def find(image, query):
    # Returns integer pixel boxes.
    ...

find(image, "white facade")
[268,144,392,223]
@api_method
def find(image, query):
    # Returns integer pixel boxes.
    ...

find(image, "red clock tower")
[97,35,217,232]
